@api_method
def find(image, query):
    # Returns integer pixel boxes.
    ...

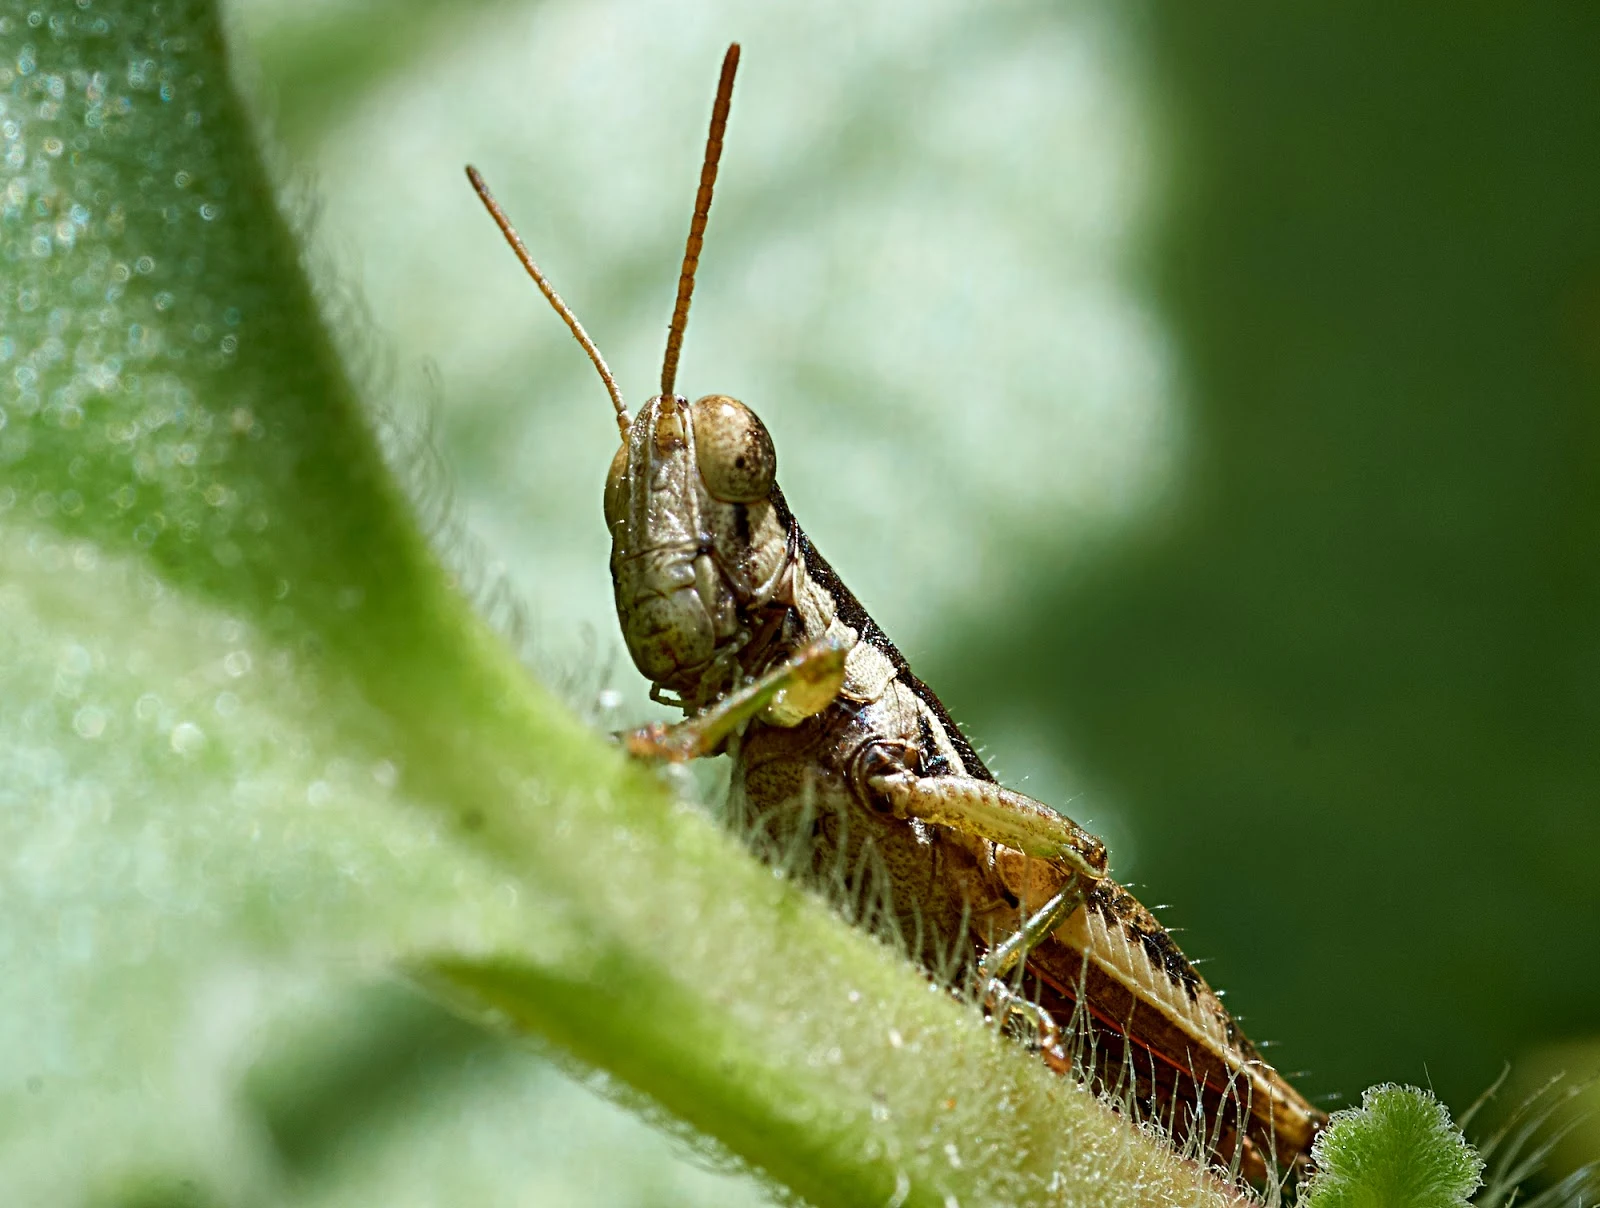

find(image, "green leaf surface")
[1303,1085,1483,1208]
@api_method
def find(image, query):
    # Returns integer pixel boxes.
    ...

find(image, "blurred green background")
[19,0,1600,1201]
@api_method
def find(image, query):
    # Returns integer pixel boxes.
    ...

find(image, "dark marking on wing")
[1223,1014,1266,1065]
[915,712,951,777]
[1088,882,1202,1001]
[732,502,751,545]
[769,485,996,784]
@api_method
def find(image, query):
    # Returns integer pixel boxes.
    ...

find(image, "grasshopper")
[468,43,1326,1182]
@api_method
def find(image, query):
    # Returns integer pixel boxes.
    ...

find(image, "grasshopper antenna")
[660,42,740,401]
[465,164,631,438]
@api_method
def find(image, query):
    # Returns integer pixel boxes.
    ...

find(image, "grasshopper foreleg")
[625,634,852,761]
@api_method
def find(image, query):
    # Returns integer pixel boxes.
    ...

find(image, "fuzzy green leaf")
[1303,1085,1484,1208]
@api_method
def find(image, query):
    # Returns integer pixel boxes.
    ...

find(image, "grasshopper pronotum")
[468,43,1325,1181]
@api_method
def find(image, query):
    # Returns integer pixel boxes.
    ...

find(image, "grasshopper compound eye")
[691,395,776,502]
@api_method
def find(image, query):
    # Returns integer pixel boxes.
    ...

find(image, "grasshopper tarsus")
[984,979,1071,1075]
[622,722,694,762]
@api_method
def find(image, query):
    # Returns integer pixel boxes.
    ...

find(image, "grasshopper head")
[467,45,755,711]
[605,392,788,707]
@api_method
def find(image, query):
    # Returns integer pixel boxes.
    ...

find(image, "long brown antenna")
[660,42,740,400]
[466,164,630,437]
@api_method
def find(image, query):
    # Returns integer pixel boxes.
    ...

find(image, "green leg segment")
[625,634,850,762]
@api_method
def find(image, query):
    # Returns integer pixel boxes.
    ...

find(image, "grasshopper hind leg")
[861,761,1107,879]
[975,884,1091,1075]
[856,744,1108,1075]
